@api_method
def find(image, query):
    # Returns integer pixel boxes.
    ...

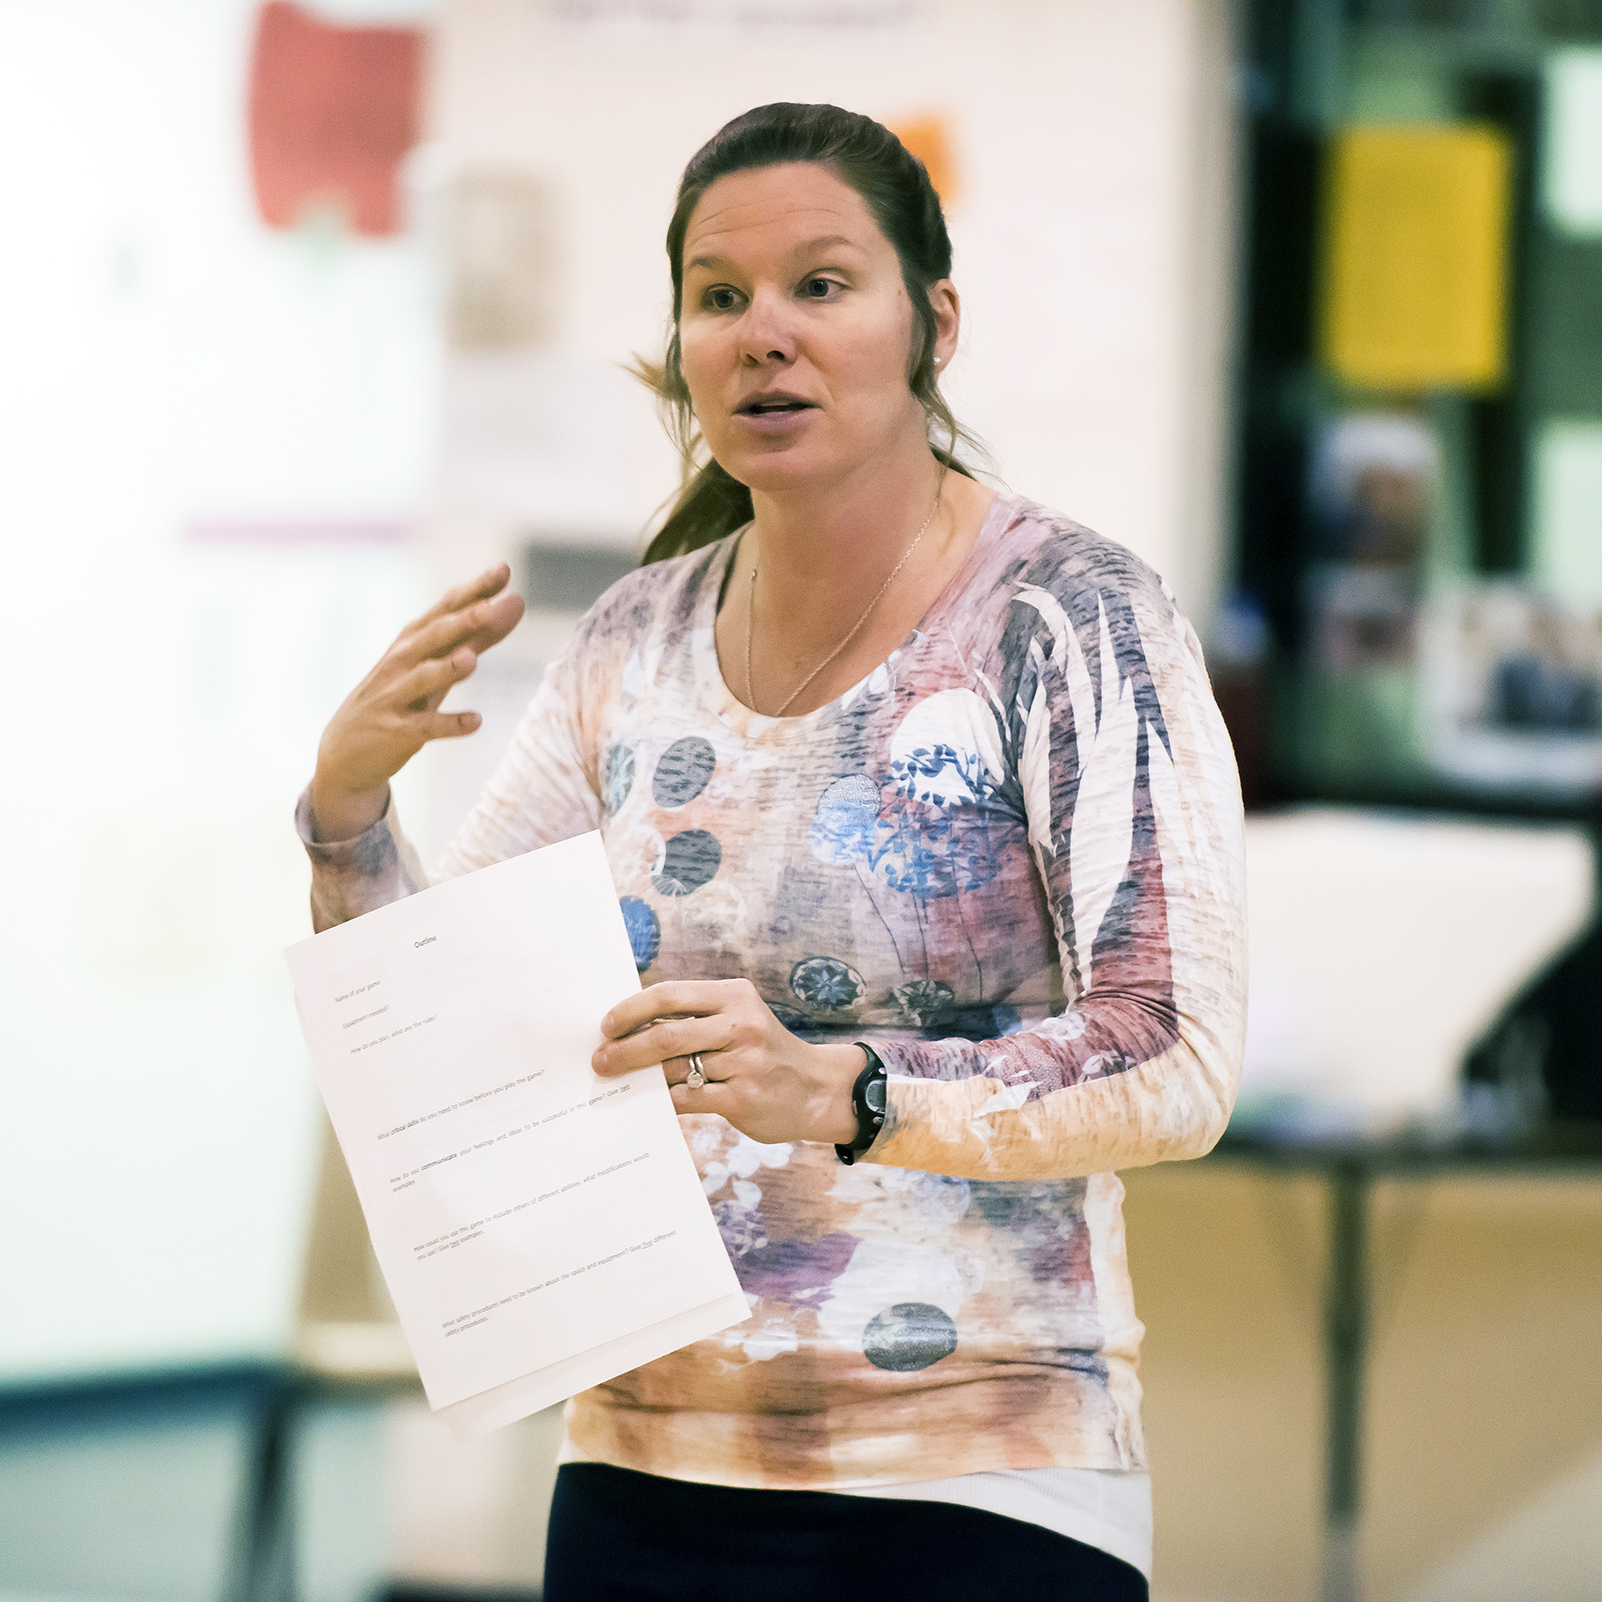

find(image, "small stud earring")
[934,356,943,368]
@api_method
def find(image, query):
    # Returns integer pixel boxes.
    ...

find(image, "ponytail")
[642,459,754,566]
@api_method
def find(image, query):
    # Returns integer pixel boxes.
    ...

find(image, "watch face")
[864,1078,887,1116]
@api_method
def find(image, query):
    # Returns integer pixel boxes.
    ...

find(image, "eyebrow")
[685,234,862,274]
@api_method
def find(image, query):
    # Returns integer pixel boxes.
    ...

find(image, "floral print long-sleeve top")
[300,492,1247,1488]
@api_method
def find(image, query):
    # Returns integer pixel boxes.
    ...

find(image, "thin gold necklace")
[744,489,943,718]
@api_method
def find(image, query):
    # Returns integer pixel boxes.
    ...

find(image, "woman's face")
[678,162,943,496]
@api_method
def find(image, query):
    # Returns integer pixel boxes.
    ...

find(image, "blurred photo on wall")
[1424,582,1602,795]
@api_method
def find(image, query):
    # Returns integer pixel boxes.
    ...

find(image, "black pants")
[544,1463,1149,1602]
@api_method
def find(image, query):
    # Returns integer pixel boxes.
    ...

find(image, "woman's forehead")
[683,164,885,265]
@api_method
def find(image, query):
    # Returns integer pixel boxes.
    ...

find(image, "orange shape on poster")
[890,114,958,205]
[248,1,424,237]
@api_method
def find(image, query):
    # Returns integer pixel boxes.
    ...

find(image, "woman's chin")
[716,444,835,497]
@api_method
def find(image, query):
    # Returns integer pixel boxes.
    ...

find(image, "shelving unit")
[1231,0,1602,816]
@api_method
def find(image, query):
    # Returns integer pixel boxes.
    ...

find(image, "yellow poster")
[1321,124,1512,391]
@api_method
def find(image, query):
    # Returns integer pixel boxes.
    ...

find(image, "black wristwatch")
[835,1044,887,1165]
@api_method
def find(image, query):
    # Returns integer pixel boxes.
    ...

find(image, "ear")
[927,279,960,370]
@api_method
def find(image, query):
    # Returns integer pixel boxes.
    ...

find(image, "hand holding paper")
[284,832,747,1437]
[593,978,864,1145]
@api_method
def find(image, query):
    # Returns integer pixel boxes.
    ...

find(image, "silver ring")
[685,1053,706,1089]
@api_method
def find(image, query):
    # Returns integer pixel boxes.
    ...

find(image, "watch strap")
[835,1044,887,1165]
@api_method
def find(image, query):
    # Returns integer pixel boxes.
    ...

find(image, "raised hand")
[308,564,526,841]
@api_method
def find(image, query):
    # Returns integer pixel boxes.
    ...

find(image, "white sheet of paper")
[285,832,747,1433]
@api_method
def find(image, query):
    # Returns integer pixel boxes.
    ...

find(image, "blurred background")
[1,1,1600,1599]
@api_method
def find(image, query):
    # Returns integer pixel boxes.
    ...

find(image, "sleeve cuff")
[294,784,398,874]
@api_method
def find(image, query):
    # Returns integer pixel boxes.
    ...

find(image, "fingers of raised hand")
[420,563,512,625]
[398,648,476,713]
[398,592,523,670]
[418,708,483,742]
[462,589,524,651]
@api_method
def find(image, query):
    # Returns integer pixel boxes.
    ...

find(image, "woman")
[303,103,1246,1601]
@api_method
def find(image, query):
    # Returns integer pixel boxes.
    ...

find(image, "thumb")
[420,709,483,741]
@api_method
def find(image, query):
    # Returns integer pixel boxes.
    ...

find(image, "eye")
[802,277,838,300]
[703,285,742,312]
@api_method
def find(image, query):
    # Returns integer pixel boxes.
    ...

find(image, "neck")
[746,434,947,603]
[720,431,996,718]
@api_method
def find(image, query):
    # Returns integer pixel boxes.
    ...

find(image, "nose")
[737,286,796,367]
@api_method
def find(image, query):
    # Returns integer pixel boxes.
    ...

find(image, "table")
[1209,1120,1602,1602]
[0,1357,420,1602]
[227,1364,420,1602]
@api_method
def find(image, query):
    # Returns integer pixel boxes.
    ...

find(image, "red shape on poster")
[247,1,424,237]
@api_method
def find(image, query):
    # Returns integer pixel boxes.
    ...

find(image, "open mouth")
[738,396,816,416]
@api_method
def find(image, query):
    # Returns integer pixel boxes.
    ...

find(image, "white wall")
[0,0,441,1382]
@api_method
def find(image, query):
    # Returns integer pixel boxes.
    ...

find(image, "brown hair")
[637,102,986,565]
